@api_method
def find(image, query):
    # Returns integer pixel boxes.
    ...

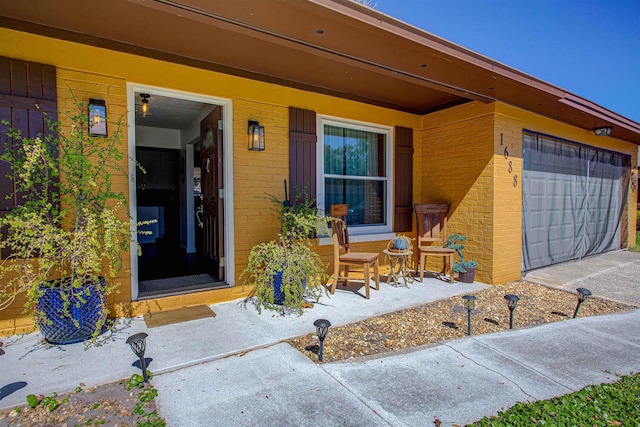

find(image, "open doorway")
[132,91,227,298]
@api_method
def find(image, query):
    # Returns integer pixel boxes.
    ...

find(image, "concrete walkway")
[1,250,639,426]
[0,274,486,411]
[524,249,640,306]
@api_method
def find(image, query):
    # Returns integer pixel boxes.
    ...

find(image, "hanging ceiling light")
[140,93,150,118]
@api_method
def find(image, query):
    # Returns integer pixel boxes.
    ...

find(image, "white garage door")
[522,130,630,272]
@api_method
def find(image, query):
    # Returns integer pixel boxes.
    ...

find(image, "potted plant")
[241,192,332,315]
[0,94,139,345]
[444,233,478,283]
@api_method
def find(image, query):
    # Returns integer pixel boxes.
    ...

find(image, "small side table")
[383,249,414,287]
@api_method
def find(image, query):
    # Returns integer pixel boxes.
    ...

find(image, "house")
[0,0,638,335]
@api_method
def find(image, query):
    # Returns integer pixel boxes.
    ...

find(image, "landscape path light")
[462,295,477,336]
[126,332,149,382]
[573,288,592,318]
[504,294,520,329]
[313,319,331,362]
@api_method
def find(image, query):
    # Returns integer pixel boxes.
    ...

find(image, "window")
[318,117,392,234]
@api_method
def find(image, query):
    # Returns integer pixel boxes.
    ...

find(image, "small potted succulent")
[444,233,478,283]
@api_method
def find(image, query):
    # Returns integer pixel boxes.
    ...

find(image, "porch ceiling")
[0,0,638,144]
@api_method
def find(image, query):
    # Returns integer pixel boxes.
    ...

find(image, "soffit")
[0,0,638,144]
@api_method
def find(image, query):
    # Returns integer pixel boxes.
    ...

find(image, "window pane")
[203,128,214,150]
[324,125,386,177]
[325,178,385,226]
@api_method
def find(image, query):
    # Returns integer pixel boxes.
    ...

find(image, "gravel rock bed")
[0,379,158,426]
[289,280,636,363]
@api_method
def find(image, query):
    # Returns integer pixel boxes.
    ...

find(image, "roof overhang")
[0,0,638,144]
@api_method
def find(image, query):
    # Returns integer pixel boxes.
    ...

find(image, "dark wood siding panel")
[10,59,27,98]
[394,126,413,232]
[0,57,10,95]
[289,107,317,205]
[7,58,28,206]
[0,57,57,259]
[0,96,11,211]
[0,58,10,203]
[27,61,44,98]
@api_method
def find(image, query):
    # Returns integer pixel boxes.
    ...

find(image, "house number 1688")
[504,144,518,187]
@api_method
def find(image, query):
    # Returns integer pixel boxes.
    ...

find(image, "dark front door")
[200,107,224,280]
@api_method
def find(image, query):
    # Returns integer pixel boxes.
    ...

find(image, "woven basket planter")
[35,278,106,345]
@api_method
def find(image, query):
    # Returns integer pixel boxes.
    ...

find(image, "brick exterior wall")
[233,100,289,282]
[56,69,133,316]
[493,113,524,284]
[420,102,496,284]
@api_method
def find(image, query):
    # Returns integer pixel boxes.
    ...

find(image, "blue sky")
[375,0,640,123]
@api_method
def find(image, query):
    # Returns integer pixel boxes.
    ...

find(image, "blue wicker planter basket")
[35,278,106,345]
[273,270,286,305]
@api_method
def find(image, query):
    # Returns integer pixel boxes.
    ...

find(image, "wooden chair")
[414,203,455,284]
[330,204,380,299]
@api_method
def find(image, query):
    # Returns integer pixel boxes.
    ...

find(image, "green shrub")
[241,191,332,314]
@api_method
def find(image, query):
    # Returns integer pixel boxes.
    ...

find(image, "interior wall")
[136,126,181,148]
[178,139,199,253]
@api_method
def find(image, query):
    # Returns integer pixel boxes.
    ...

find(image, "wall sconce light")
[248,120,265,151]
[593,127,612,136]
[88,98,107,137]
[139,93,151,118]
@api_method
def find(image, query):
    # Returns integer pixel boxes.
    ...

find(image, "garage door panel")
[522,131,629,272]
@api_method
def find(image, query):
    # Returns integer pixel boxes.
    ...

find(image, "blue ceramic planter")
[272,269,306,305]
[36,278,105,345]
[273,270,286,305]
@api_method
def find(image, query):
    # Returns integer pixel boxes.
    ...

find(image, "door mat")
[143,305,216,328]
[139,274,219,295]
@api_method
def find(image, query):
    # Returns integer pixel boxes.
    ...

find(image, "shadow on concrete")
[0,382,27,401]
[132,357,153,370]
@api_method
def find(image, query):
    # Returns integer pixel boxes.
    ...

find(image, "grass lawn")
[632,211,640,252]
[470,372,640,426]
